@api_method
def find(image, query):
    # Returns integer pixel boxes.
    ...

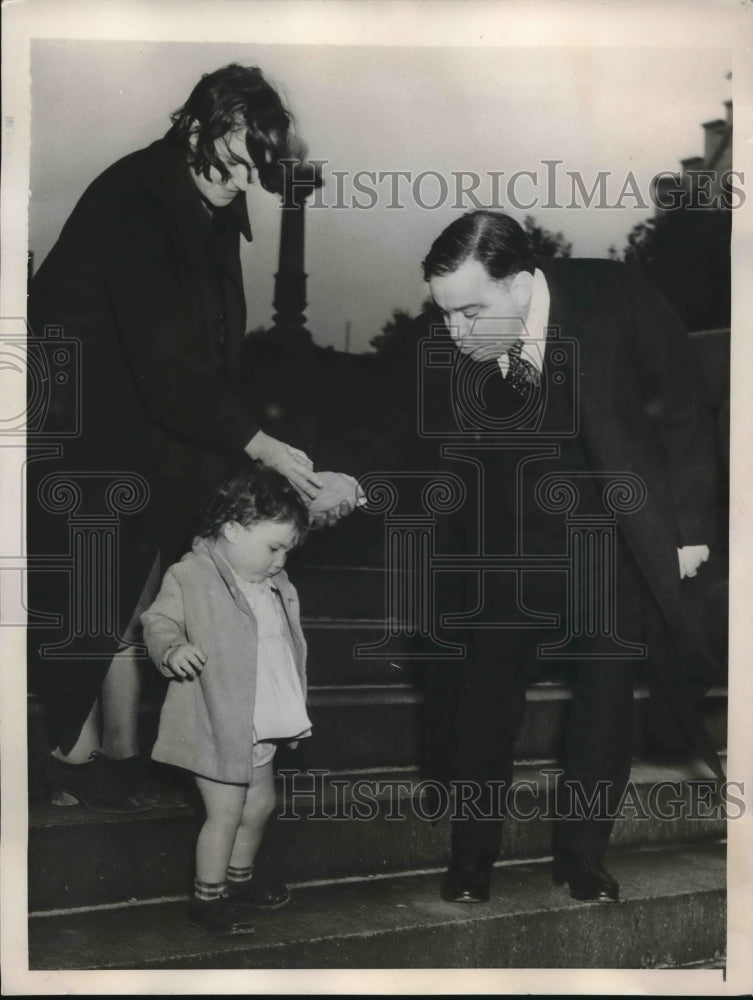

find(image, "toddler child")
[141,464,311,935]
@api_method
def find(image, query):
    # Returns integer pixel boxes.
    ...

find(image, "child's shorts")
[253,740,277,769]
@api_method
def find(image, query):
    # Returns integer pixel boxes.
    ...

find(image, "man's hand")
[245,430,323,499]
[163,642,207,680]
[677,545,710,579]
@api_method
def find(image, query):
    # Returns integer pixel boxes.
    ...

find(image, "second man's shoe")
[552,855,620,901]
[440,860,492,903]
[227,876,291,909]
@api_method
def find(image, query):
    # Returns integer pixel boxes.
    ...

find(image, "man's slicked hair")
[422,211,536,283]
[168,63,293,195]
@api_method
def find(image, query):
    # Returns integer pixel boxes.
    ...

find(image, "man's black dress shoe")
[552,855,620,901]
[440,861,492,903]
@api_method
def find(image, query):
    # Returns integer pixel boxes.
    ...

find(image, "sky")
[27,26,734,354]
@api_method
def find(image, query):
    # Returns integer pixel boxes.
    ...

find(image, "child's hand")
[163,643,207,680]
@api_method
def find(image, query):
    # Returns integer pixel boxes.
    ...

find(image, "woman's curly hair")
[197,463,309,541]
[168,63,294,195]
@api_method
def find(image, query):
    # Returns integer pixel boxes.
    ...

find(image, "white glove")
[305,471,365,528]
[677,545,710,579]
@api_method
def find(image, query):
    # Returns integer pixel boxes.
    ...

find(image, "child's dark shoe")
[227,876,291,909]
[187,897,256,935]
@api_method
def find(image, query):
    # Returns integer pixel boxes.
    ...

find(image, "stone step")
[288,509,385,568]
[293,565,387,620]
[27,684,728,796]
[28,840,726,970]
[304,619,421,686]
[300,619,600,687]
[28,757,726,913]
[301,620,668,690]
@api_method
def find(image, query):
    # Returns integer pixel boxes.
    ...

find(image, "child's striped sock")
[194,878,227,902]
[226,864,254,885]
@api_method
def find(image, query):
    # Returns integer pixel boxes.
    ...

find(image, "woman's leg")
[100,646,141,759]
[43,555,159,811]
[99,554,162,760]
[50,699,100,763]
[46,694,148,813]
[50,644,142,763]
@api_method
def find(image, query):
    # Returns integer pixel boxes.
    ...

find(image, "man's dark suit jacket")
[428,256,724,778]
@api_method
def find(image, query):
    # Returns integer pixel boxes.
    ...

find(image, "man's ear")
[510,270,534,314]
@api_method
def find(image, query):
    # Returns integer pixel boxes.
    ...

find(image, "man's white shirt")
[497,266,548,379]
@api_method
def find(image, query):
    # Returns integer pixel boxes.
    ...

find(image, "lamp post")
[270,158,323,344]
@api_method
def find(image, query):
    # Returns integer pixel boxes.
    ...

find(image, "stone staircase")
[27,560,727,970]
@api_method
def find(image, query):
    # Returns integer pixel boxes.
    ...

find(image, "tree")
[622,209,730,331]
[369,303,439,358]
[523,215,572,258]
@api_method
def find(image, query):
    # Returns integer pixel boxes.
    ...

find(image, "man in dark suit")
[420,211,722,903]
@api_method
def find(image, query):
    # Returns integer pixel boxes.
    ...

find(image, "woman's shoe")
[46,752,150,814]
[227,876,291,909]
[187,898,256,935]
[106,755,162,808]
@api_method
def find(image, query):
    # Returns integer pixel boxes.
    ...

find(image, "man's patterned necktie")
[506,339,541,397]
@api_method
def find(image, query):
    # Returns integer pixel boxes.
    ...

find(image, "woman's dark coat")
[27,135,260,751]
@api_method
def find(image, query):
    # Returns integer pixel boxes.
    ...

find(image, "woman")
[27,63,323,811]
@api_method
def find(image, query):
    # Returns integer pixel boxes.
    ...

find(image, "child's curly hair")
[197,463,309,541]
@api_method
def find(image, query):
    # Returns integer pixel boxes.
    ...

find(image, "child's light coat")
[141,537,307,783]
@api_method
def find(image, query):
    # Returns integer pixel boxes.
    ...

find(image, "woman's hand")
[163,642,207,680]
[306,472,365,528]
[245,430,323,499]
[310,499,358,528]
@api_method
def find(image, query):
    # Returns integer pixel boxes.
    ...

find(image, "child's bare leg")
[228,762,276,870]
[190,776,255,934]
[195,776,247,887]
[225,762,289,907]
